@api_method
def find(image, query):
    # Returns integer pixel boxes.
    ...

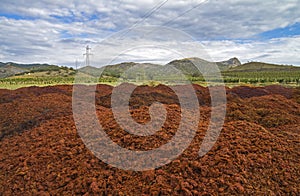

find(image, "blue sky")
[0,0,299,67]
[259,22,300,39]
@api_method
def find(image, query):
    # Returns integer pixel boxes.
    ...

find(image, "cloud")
[0,0,299,66]
[202,36,300,65]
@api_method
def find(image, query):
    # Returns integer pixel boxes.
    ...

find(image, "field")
[0,84,299,194]
[1,59,300,89]
[0,69,300,90]
[0,57,299,195]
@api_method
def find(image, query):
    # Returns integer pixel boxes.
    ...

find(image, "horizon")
[1,57,300,68]
[0,1,299,67]
[1,56,299,68]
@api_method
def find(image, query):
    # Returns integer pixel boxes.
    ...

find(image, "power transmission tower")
[83,45,92,67]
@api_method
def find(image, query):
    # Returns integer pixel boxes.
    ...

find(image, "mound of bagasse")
[0,84,299,195]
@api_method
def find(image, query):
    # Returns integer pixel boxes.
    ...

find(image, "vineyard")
[187,71,300,86]
[222,71,300,84]
[0,70,300,89]
[0,77,75,89]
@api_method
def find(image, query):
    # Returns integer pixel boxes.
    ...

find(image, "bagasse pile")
[0,84,299,195]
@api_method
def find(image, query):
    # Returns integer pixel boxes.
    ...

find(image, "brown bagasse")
[0,84,299,195]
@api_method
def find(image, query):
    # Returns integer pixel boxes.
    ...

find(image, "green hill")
[80,57,239,79]
[227,62,300,72]
[166,57,241,76]
[0,64,26,78]
[78,62,162,79]
[2,58,299,84]
[78,58,300,79]
[0,62,73,78]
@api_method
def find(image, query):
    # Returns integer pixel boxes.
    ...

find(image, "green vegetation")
[188,71,300,86]
[0,64,77,89]
[222,71,300,84]
[1,59,299,89]
[228,62,299,72]
[0,77,75,89]
[0,72,120,89]
[0,62,67,78]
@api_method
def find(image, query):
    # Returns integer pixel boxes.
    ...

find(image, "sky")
[0,0,299,67]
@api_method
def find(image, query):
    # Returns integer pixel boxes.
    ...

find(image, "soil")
[0,84,299,195]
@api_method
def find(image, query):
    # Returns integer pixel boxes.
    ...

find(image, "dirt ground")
[0,84,299,195]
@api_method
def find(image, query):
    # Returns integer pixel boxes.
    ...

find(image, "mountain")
[165,57,241,76]
[77,57,242,80]
[218,57,241,67]
[227,62,300,72]
[78,66,105,77]
[3,57,299,79]
[0,62,68,78]
[217,57,241,70]
[166,57,208,77]
[0,64,27,78]
[78,57,300,79]
[79,62,162,78]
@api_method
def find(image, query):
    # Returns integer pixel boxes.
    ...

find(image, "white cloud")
[202,36,300,65]
[0,0,299,66]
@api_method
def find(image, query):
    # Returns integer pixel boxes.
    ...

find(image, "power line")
[138,0,210,39]
[132,0,169,28]
[119,0,169,39]
[161,0,209,27]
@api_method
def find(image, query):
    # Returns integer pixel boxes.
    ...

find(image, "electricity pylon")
[83,45,92,67]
